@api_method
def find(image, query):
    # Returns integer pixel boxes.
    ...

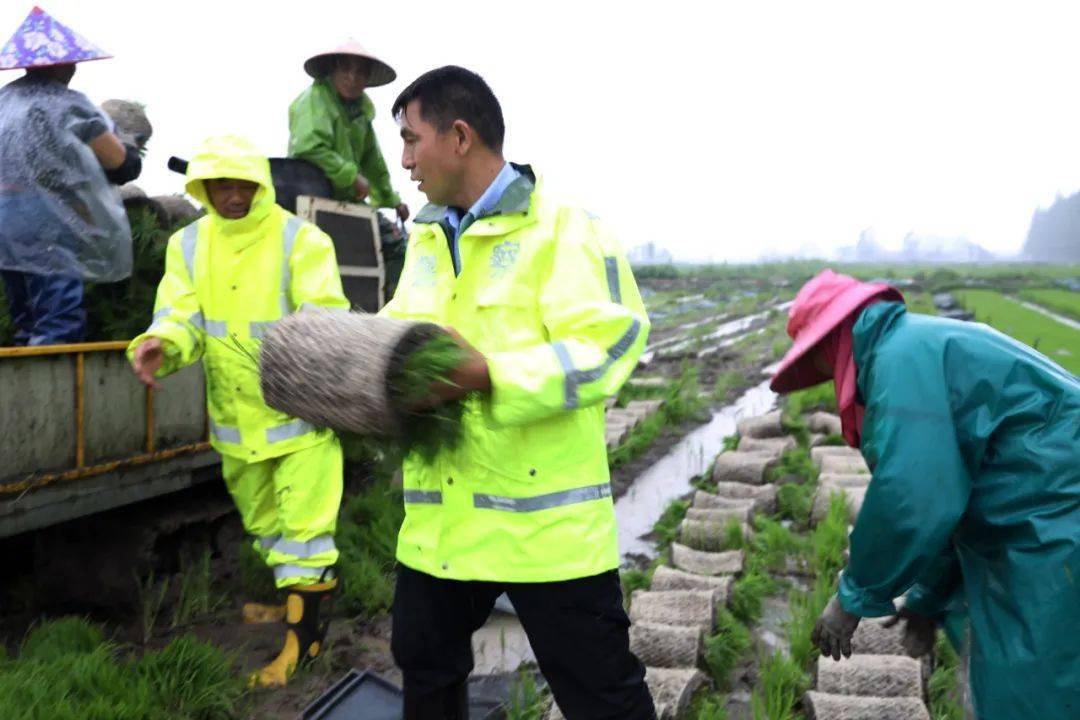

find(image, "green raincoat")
[287,80,401,207]
[838,302,1079,720]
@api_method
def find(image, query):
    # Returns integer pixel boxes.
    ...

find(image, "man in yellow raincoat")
[127,135,349,688]
[382,66,656,720]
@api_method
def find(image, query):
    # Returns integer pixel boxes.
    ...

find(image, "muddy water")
[614,379,777,560]
[470,380,777,674]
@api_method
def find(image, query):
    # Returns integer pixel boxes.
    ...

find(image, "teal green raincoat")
[837,302,1079,720]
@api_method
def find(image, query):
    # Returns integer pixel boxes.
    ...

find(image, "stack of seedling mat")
[259,309,467,459]
[806,426,933,720]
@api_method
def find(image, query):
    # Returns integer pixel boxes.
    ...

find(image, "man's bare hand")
[132,338,165,390]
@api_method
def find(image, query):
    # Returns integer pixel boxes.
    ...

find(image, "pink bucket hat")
[303,39,396,87]
[0,6,112,71]
[770,270,904,393]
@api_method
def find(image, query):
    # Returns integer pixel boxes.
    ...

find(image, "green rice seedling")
[171,551,226,628]
[749,650,808,720]
[703,607,751,688]
[391,332,468,461]
[721,518,747,551]
[690,694,730,720]
[620,563,658,599]
[776,483,815,526]
[812,494,850,581]
[928,632,964,720]
[654,499,690,553]
[504,669,548,720]
[786,574,836,670]
[722,433,740,452]
[766,448,817,485]
[751,517,805,573]
[729,568,777,625]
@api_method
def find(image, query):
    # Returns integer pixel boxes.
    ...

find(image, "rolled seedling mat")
[820,454,870,475]
[806,411,843,436]
[629,621,703,668]
[712,451,777,485]
[811,485,866,525]
[685,505,752,524]
[651,565,734,598]
[151,194,202,226]
[808,433,829,447]
[645,667,708,720]
[691,491,758,514]
[811,446,863,464]
[817,473,872,489]
[260,310,465,458]
[736,410,785,438]
[815,654,923,698]
[850,618,909,656]
[737,435,797,456]
[679,518,750,553]
[804,691,930,720]
[102,99,153,151]
[629,590,718,633]
[708,483,778,514]
[671,543,745,576]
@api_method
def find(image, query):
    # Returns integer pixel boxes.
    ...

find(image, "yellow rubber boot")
[249,578,337,689]
[242,602,286,624]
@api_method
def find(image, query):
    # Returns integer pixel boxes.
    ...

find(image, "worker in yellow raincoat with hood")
[127,135,349,688]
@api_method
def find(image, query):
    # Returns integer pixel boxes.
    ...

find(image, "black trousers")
[391,564,657,720]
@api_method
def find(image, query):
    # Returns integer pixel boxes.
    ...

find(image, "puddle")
[615,380,777,560]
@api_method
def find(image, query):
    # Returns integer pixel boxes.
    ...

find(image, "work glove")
[812,595,861,661]
[882,606,937,658]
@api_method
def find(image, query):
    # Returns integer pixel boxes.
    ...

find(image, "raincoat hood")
[185,135,275,236]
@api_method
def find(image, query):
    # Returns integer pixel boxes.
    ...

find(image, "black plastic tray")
[300,669,504,720]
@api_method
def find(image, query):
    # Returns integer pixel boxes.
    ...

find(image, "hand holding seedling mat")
[259,309,467,460]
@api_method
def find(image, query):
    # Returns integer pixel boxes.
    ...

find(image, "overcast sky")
[5,1,1080,261]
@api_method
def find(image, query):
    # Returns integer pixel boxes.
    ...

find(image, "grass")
[1018,287,1080,321]
[956,289,1080,375]
[0,618,246,720]
[928,632,964,720]
[336,477,405,619]
[750,517,805,573]
[171,551,226,629]
[135,572,170,644]
[704,607,752,689]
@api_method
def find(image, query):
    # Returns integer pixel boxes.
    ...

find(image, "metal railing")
[0,341,210,496]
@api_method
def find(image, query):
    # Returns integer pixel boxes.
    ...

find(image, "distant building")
[627,242,674,266]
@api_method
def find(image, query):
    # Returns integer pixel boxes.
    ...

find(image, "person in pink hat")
[0,6,141,345]
[771,269,1079,720]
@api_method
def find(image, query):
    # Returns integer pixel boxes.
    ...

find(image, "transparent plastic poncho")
[0,76,131,282]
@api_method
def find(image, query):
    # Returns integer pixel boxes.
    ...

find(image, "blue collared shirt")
[445,162,520,272]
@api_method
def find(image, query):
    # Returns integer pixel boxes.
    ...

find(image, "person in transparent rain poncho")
[0,7,141,345]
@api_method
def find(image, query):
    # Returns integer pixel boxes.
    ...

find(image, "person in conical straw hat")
[0,6,141,345]
[770,269,1080,720]
[288,39,407,218]
[288,38,410,301]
